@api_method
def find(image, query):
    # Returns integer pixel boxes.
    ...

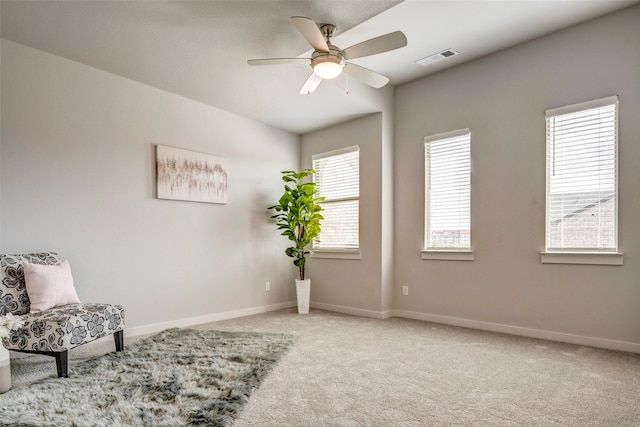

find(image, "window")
[424,129,471,251]
[545,96,618,254]
[312,146,359,251]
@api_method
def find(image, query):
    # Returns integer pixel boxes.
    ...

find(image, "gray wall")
[2,4,639,350]
[1,40,300,331]
[301,113,387,315]
[394,6,640,347]
[300,78,395,318]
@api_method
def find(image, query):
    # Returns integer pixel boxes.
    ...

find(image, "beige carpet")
[8,309,640,426]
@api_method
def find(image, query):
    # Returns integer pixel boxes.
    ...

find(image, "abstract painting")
[156,145,228,204]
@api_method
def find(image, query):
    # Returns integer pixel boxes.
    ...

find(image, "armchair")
[0,253,125,378]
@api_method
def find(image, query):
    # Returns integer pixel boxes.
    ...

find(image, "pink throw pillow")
[23,260,81,313]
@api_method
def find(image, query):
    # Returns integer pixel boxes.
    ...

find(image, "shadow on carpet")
[0,328,296,427]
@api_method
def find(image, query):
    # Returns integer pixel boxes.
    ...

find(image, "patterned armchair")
[0,253,125,378]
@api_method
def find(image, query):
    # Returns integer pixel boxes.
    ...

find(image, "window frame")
[541,95,623,265]
[422,128,473,261]
[311,146,361,258]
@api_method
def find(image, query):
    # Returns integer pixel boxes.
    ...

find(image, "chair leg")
[114,330,124,352]
[11,349,69,378]
[55,350,69,378]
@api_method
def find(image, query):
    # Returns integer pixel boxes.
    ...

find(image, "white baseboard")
[124,301,296,339]
[393,309,640,354]
[310,301,393,320]
[14,302,637,358]
[10,302,296,359]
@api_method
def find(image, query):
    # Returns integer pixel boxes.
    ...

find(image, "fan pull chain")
[345,68,350,95]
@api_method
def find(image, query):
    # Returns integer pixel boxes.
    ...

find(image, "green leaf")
[285,247,297,258]
[271,169,324,273]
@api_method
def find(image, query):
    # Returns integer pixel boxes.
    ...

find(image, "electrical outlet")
[265,282,271,292]
[402,286,409,296]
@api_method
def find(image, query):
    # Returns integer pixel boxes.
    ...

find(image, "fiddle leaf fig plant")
[268,169,324,280]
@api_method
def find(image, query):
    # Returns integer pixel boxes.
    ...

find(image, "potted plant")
[268,169,324,314]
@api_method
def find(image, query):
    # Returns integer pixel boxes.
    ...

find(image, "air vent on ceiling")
[416,49,460,67]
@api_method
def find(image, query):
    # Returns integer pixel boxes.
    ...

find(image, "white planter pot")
[0,345,10,393]
[295,279,311,314]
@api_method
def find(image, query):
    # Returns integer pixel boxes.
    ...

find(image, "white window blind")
[545,96,618,252]
[424,129,471,250]
[313,147,359,250]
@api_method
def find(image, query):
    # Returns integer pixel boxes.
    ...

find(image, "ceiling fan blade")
[291,16,329,53]
[299,73,323,95]
[343,31,407,60]
[344,63,390,89]
[247,58,310,66]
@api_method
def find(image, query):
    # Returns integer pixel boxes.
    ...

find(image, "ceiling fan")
[247,16,407,94]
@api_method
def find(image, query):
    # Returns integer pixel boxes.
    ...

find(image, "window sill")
[540,252,623,266]
[311,250,361,260]
[421,250,474,261]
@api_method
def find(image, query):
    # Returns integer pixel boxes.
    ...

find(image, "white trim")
[423,127,471,143]
[421,250,474,261]
[544,96,619,253]
[14,303,635,360]
[124,301,296,338]
[545,95,618,118]
[8,301,296,359]
[311,250,361,260]
[312,146,360,251]
[424,128,472,251]
[311,145,359,160]
[540,252,623,265]
[392,309,640,353]
[310,301,393,319]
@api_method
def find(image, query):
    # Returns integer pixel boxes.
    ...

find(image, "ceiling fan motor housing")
[311,45,345,79]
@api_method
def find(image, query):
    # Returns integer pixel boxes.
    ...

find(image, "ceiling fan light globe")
[313,61,343,79]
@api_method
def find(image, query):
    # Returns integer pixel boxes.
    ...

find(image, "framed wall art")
[156,145,228,204]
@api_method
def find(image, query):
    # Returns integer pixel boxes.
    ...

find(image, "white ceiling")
[1,0,637,134]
